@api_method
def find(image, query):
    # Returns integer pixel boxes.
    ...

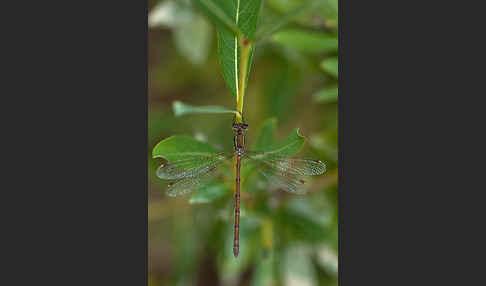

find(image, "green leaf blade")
[217,29,239,99]
[198,0,262,99]
[314,87,338,103]
[237,0,263,39]
[321,57,338,78]
[255,0,316,40]
[172,101,238,116]
[272,29,338,53]
[152,136,220,162]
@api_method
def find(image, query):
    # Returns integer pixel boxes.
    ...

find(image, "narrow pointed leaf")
[172,101,238,116]
[194,0,262,98]
[272,29,338,53]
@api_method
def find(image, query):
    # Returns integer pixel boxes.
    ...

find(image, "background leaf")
[314,87,338,103]
[271,29,338,53]
[321,57,338,78]
[149,0,212,65]
[255,0,316,40]
[148,0,189,28]
[173,14,212,65]
[283,245,318,286]
[173,101,238,116]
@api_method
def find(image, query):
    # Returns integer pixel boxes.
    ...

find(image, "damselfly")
[156,122,326,258]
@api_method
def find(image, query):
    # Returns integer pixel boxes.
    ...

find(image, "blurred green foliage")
[148,0,338,285]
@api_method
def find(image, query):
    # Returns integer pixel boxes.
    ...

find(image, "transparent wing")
[245,151,326,176]
[166,166,220,197]
[156,152,231,180]
[258,164,308,194]
[244,152,326,194]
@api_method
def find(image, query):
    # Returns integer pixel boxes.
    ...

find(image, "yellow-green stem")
[235,38,253,123]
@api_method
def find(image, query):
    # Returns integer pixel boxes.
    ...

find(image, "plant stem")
[235,38,253,123]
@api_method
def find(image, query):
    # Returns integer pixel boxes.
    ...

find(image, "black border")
[3,0,148,284]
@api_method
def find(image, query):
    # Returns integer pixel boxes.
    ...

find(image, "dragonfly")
[156,122,326,258]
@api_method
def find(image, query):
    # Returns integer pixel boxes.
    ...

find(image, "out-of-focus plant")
[149,0,213,65]
[148,0,338,285]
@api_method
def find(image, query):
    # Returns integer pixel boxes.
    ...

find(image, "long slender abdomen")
[233,156,241,258]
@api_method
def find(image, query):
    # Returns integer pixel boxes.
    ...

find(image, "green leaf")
[172,101,238,116]
[258,128,305,156]
[271,29,338,53]
[189,182,227,203]
[255,0,316,40]
[252,117,277,151]
[152,135,220,162]
[237,0,263,40]
[217,28,240,99]
[321,57,338,78]
[314,87,338,103]
[196,0,262,98]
